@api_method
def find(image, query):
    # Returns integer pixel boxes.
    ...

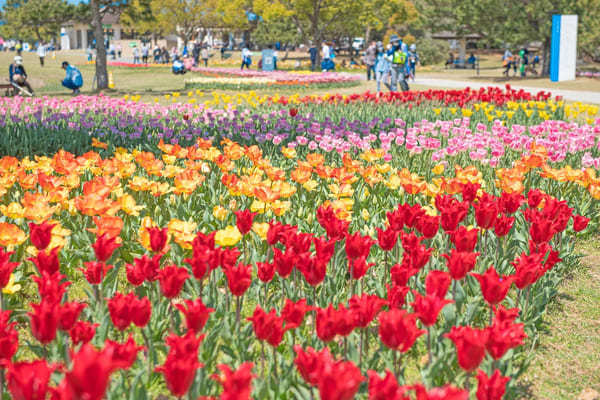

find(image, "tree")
[0,0,75,42]
[253,0,364,64]
[120,0,163,42]
[152,0,222,47]
[415,0,600,74]
[357,0,417,44]
[73,0,130,90]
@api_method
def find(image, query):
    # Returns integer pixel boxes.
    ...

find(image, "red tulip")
[289,108,298,117]
[416,214,440,239]
[313,236,336,263]
[158,265,189,298]
[63,343,114,400]
[156,331,204,398]
[476,369,510,400]
[257,261,275,283]
[511,251,544,289]
[29,299,59,344]
[435,195,469,232]
[29,221,55,251]
[223,262,252,297]
[412,383,469,400]
[411,292,453,327]
[0,248,18,290]
[493,214,515,237]
[573,215,590,232]
[386,208,404,231]
[281,298,313,329]
[378,309,425,352]
[234,210,256,235]
[81,261,113,285]
[185,251,212,281]
[294,345,333,387]
[317,205,349,240]
[247,306,287,347]
[486,306,526,360]
[272,247,296,278]
[444,325,489,371]
[461,182,480,203]
[390,260,420,287]
[349,255,375,280]
[285,231,313,253]
[499,192,523,214]
[387,284,410,309]
[107,292,151,330]
[33,271,70,304]
[318,359,364,400]
[316,305,339,342]
[527,189,543,208]
[29,247,60,276]
[92,233,120,262]
[69,321,98,345]
[528,214,556,244]
[0,310,18,363]
[7,359,57,400]
[377,227,399,251]
[126,253,162,284]
[399,203,426,229]
[104,334,144,370]
[349,293,386,328]
[147,227,169,253]
[367,370,410,400]
[212,362,255,400]
[442,250,479,280]
[449,226,478,252]
[474,194,499,230]
[345,231,374,260]
[58,301,87,331]
[175,298,215,334]
[471,266,514,305]
[295,253,325,287]
[425,270,451,299]
[125,261,145,286]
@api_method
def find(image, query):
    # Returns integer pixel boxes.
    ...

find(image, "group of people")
[363,39,420,86]
[8,56,83,96]
[503,47,540,77]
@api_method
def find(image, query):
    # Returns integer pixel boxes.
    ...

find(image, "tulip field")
[0,85,598,399]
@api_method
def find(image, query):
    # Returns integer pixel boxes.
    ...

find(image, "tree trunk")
[91,0,108,89]
[365,26,371,46]
[541,36,550,76]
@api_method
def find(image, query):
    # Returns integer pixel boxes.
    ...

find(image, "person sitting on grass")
[61,61,83,95]
[9,56,34,95]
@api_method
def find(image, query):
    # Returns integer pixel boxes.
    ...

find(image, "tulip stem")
[427,327,432,366]
[489,303,494,325]
[393,350,398,376]
[236,295,243,332]
[141,327,154,382]
[272,346,278,381]
[0,291,4,310]
[0,369,4,400]
[261,341,266,379]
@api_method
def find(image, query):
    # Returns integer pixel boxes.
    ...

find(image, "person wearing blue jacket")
[61,61,83,94]
[374,42,391,93]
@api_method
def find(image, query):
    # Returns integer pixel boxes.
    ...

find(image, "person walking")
[37,42,47,67]
[407,44,419,81]
[241,47,252,70]
[321,41,334,72]
[153,45,161,63]
[364,41,376,81]
[117,44,122,58]
[15,40,22,56]
[133,46,140,64]
[141,43,149,64]
[388,36,407,91]
[374,42,391,93]
[201,46,209,67]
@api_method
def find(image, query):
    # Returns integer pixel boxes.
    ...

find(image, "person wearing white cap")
[9,56,34,95]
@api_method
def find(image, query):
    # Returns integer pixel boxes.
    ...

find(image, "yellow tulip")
[215,225,242,247]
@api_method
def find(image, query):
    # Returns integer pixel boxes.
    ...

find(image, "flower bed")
[187,67,361,89]
[0,131,595,399]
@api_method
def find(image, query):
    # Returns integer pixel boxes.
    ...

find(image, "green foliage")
[0,0,75,41]
[252,17,300,47]
[416,36,450,65]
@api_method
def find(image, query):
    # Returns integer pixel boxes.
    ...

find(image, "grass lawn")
[519,238,600,399]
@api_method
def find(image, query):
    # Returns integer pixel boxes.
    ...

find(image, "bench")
[0,83,16,97]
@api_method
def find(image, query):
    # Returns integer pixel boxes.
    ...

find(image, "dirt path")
[518,240,600,399]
